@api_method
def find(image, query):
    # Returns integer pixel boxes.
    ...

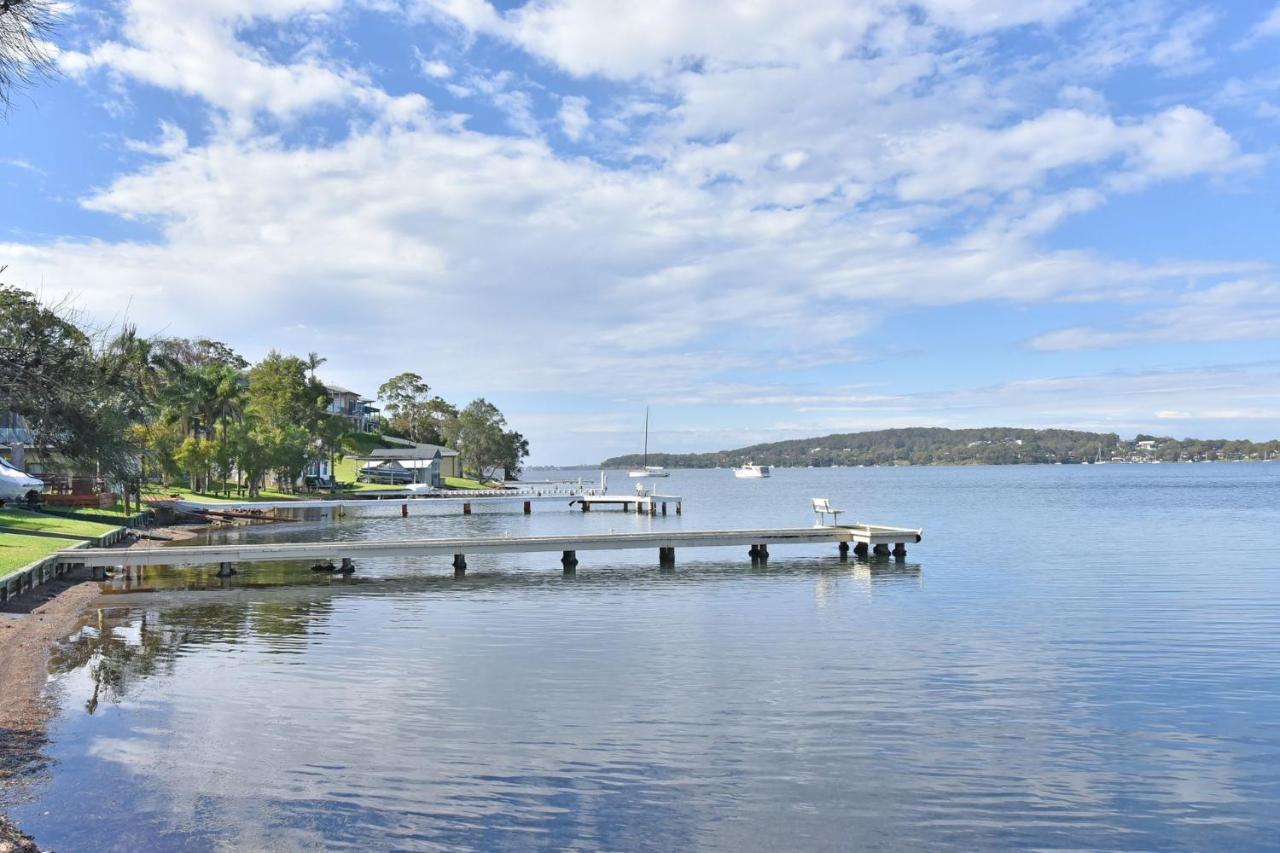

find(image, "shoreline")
[0,522,212,849]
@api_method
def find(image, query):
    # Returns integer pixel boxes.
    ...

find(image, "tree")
[450,398,526,480]
[378,372,431,440]
[305,351,326,380]
[497,430,530,481]
[0,283,138,482]
[173,436,214,493]
[247,351,329,434]
[316,414,346,487]
[0,0,57,112]
[246,352,330,491]
[227,419,271,497]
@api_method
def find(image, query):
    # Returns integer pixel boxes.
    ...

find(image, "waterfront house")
[325,383,379,433]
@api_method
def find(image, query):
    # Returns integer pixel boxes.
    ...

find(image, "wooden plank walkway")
[57,524,922,576]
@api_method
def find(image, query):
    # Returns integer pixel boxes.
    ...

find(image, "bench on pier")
[811,498,844,527]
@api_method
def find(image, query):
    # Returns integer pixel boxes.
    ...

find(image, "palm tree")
[306,352,327,381]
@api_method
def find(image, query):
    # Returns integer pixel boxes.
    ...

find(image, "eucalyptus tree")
[451,398,527,481]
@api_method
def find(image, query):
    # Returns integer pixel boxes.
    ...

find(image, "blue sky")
[3,0,1279,464]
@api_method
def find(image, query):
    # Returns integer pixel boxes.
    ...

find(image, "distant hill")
[600,427,1280,468]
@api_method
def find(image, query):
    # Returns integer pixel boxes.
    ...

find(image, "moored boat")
[628,408,670,477]
[732,462,770,478]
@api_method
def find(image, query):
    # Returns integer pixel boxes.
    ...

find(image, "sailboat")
[628,408,669,478]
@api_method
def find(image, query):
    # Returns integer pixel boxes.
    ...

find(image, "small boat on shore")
[732,463,770,479]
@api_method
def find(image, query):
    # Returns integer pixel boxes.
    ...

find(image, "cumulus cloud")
[8,0,1278,458]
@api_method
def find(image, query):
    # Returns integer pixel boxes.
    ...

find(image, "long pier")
[157,491,681,517]
[59,524,922,577]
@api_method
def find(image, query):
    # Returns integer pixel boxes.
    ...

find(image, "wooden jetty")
[57,523,922,578]
[158,491,680,517]
[572,493,682,514]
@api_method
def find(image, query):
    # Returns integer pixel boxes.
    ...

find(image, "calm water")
[5,465,1280,850]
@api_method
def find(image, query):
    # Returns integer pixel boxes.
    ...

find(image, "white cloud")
[1028,281,1280,351]
[1148,8,1216,71]
[10,0,1277,461]
[420,58,453,78]
[557,95,589,141]
[1247,3,1280,42]
[58,0,401,123]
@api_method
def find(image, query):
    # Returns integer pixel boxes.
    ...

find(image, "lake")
[5,464,1280,850]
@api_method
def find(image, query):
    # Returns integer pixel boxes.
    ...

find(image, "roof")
[361,458,438,470]
[324,383,361,397]
[367,443,459,460]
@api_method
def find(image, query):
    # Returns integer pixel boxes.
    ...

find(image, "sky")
[2,0,1279,464]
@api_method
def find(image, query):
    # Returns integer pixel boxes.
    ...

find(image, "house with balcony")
[324,383,379,433]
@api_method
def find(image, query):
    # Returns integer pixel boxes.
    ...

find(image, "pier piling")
[401,503,408,517]
[523,501,531,514]
[452,553,467,577]
[462,502,472,515]
[216,561,236,577]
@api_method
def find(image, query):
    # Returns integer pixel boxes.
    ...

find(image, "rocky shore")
[0,815,39,852]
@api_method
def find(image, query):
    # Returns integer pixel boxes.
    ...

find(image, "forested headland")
[601,427,1280,469]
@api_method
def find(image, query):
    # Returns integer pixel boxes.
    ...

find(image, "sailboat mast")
[643,407,649,467]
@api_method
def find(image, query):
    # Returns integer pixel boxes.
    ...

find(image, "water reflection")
[12,465,1280,850]
[49,596,337,714]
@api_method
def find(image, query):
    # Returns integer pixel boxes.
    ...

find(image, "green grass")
[49,503,134,520]
[443,476,498,490]
[0,509,118,538]
[0,510,122,575]
[341,432,395,455]
[0,533,79,575]
[141,484,303,504]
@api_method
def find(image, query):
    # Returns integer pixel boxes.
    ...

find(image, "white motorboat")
[0,458,44,504]
[628,408,670,478]
[732,462,770,478]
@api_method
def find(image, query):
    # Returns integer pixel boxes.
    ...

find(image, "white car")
[0,458,44,504]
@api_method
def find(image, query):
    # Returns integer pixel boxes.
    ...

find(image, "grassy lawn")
[332,456,419,492]
[48,503,135,520]
[443,476,499,490]
[0,509,119,538]
[0,533,78,575]
[141,484,303,504]
[341,432,396,455]
[0,510,121,575]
